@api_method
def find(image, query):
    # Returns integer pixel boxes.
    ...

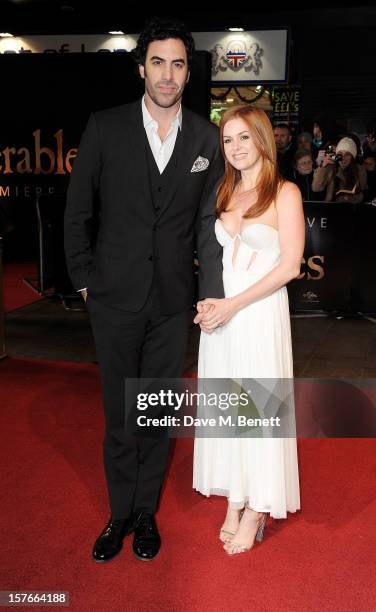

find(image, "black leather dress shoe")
[92,516,135,563]
[132,512,161,561]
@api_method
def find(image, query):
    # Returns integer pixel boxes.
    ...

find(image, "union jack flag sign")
[225,50,247,69]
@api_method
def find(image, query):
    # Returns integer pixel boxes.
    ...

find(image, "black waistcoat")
[144,129,182,213]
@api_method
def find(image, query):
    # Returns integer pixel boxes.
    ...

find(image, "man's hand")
[194,298,239,333]
[194,301,213,324]
[194,301,216,332]
[81,289,88,303]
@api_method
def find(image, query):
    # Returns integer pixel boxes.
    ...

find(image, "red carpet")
[2,262,42,312]
[1,357,376,611]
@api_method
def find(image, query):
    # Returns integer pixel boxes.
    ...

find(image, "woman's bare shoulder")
[276,180,302,208]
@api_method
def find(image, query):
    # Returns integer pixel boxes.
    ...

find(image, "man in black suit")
[274,123,296,180]
[64,17,224,562]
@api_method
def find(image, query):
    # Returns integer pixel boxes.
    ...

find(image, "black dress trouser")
[87,282,189,519]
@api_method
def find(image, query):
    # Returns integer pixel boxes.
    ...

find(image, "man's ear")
[139,64,145,80]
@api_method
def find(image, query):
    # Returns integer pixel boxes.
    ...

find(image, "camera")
[325,145,342,162]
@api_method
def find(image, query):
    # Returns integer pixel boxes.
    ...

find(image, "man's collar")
[141,96,182,130]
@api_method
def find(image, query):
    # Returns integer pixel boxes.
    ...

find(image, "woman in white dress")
[193,105,305,555]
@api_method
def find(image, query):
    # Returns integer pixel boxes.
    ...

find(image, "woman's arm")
[312,162,335,202]
[312,163,334,192]
[196,181,305,329]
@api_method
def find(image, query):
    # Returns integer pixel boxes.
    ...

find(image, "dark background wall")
[0,49,211,264]
[2,1,375,131]
[1,1,375,266]
[294,21,376,132]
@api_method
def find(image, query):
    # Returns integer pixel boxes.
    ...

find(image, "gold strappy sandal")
[219,528,236,543]
[224,512,267,555]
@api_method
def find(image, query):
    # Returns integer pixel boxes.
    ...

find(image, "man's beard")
[145,82,183,109]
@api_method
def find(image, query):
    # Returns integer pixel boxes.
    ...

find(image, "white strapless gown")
[193,220,300,518]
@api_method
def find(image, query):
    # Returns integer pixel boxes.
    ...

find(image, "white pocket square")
[191,156,209,173]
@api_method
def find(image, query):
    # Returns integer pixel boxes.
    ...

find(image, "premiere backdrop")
[0,50,211,291]
[0,51,375,311]
[287,202,376,314]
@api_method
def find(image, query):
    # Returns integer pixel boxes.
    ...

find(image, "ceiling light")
[228,28,244,32]
[226,98,234,102]
[108,31,125,35]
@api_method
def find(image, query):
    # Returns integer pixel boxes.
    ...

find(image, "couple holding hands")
[64,17,303,562]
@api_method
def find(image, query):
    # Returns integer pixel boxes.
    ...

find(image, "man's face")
[274,127,292,151]
[297,135,312,152]
[366,134,376,152]
[313,123,322,140]
[139,38,189,109]
[363,156,376,172]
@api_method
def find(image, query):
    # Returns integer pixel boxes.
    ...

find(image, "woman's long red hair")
[216,104,283,218]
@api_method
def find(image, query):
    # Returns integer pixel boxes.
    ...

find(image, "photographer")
[312,137,367,203]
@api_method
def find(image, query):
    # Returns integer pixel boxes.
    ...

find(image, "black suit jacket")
[64,100,224,313]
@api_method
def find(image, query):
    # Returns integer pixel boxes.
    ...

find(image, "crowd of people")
[274,118,376,204]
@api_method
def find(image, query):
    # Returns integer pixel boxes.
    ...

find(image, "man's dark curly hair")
[134,17,195,69]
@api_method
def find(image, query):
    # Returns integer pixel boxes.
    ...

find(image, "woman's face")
[296,155,313,175]
[338,150,353,170]
[222,117,262,172]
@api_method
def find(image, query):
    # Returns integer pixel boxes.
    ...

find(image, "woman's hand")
[316,149,325,167]
[321,154,336,168]
[194,297,239,332]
